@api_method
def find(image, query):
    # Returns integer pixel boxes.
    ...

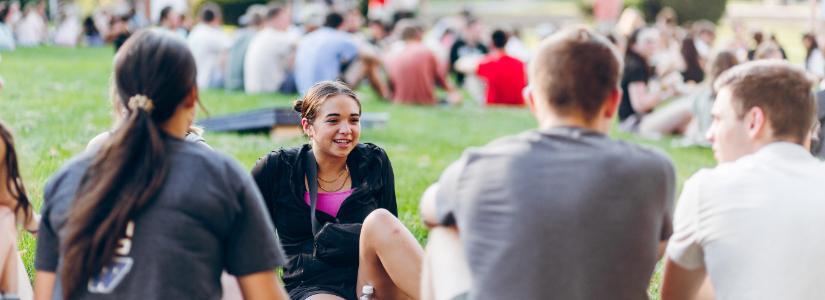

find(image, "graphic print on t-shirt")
[87,221,135,294]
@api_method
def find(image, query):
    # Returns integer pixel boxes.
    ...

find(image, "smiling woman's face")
[305,94,361,159]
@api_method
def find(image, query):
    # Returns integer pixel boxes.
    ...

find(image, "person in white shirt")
[661,60,825,300]
[187,3,230,89]
[14,2,46,47]
[244,5,297,94]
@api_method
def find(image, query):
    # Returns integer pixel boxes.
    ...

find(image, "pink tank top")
[304,189,353,217]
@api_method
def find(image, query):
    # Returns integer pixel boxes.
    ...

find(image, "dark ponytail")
[0,121,30,225]
[61,29,197,298]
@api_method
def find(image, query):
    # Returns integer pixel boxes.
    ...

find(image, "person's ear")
[183,87,198,108]
[603,88,622,119]
[301,118,314,138]
[524,85,537,115]
[746,106,767,139]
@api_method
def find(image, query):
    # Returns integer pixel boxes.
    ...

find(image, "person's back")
[245,28,296,93]
[38,137,281,299]
[294,14,358,94]
[423,28,675,300]
[34,29,288,300]
[188,23,229,88]
[187,6,230,88]
[438,128,672,299]
[477,53,526,105]
[475,30,526,106]
[386,41,441,105]
[224,29,256,91]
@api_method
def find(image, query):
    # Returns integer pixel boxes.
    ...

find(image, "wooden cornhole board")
[197,107,389,139]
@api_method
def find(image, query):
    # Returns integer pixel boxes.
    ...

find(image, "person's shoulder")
[461,130,541,161]
[503,54,525,66]
[602,138,675,175]
[175,140,245,175]
[253,145,303,171]
[44,150,97,198]
[352,143,389,161]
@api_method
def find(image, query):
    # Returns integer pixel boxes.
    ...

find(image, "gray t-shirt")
[436,127,675,300]
[35,136,285,299]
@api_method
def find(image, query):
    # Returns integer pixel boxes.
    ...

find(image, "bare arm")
[660,258,707,300]
[628,81,664,114]
[454,55,480,75]
[419,184,440,228]
[34,271,56,300]
[237,271,289,300]
[0,222,16,294]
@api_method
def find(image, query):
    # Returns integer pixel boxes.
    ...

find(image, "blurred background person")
[244,5,298,94]
[188,3,231,89]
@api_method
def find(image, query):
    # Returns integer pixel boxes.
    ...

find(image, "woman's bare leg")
[357,209,423,299]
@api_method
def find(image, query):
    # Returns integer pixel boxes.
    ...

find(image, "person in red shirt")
[476,29,528,106]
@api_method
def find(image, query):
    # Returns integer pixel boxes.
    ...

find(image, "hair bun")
[293,99,304,116]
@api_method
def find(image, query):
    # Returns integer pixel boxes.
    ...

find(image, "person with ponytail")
[32,29,288,300]
[252,80,423,300]
[0,120,37,299]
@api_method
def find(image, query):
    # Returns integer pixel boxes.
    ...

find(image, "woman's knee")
[362,209,404,239]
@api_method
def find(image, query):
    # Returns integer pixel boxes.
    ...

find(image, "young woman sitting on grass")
[32,29,289,300]
[0,121,37,299]
[252,80,423,300]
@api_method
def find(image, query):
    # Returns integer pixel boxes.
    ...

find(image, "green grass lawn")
[1,46,714,297]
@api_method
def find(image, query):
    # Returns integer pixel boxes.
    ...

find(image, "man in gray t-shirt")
[420,27,675,300]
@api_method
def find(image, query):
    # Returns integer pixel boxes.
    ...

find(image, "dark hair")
[61,29,197,298]
[266,5,283,20]
[323,12,343,29]
[83,16,99,36]
[159,6,174,23]
[399,20,422,41]
[0,5,9,24]
[709,51,738,87]
[714,60,816,144]
[680,37,704,83]
[0,121,30,225]
[626,27,654,76]
[293,81,361,123]
[200,3,220,23]
[491,29,509,49]
[752,31,764,45]
[529,27,623,120]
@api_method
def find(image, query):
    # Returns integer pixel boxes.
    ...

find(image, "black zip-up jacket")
[251,143,397,292]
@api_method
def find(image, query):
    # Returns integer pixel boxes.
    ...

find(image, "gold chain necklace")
[318,172,350,192]
[318,166,348,183]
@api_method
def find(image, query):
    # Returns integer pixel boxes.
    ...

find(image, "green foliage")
[658,0,727,24]
[198,0,266,26]
[577,0,727,24]
[636,0,728,24]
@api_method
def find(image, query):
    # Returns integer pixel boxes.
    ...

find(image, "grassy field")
[1,46,714,297]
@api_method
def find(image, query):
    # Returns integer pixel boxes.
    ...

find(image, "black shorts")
[289,282,356,300]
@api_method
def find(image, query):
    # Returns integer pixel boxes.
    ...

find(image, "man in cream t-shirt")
[244,5,298,94]
[661,61,825,299]
[188,4,230,89]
